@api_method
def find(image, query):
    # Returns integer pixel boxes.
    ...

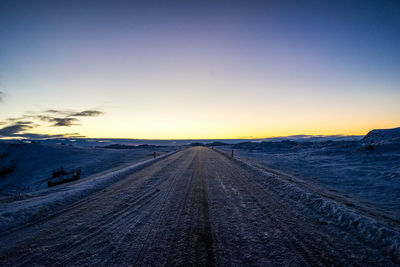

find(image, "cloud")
[37,116,80,127]
[15,132,86,139]
[12,132,66,139]
[44,109,104,118]
[0,91,4,102]
[71,110,104,117]
[0,121,87,139]
[44,109,71,116]
[39,109,103,126]
[6,114,34,122]
[0,108,103,139]
[0,121,36,136]
[50,117,80,127]
[7,109,104,127]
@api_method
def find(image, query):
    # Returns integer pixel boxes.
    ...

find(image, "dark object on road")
[231,149,234,157]
[48,169,81,187]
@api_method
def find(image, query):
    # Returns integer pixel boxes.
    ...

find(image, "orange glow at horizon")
[1,1,399,139]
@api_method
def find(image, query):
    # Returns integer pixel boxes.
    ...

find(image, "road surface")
[0,147,398,266]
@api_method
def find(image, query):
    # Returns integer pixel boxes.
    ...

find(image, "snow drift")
[362,127,400,145]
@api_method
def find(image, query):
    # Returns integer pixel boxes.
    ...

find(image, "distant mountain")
[259,134,362,142]
[362,127,400,145]
[99,144,160,149]
[206,142,228,147]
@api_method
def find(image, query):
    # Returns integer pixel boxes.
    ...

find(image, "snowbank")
[215,149,400,261]
[0,142,173,194]
[0,150,177,234]
[219,137,400,221]
[362,127,400,145]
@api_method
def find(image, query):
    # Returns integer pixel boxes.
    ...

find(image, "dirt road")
[0,147,398,266]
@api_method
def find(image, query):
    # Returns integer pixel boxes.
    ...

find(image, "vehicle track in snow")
[0,147,398,266]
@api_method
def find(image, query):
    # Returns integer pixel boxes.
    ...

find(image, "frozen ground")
[0,141,175,195]
[0,147,399,265]
[217,127,400,221]
[0,128,399,265]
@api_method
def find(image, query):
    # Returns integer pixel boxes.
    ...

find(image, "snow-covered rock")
[362,127,400,145]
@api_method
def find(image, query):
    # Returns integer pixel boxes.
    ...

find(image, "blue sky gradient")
[0,0,399,138]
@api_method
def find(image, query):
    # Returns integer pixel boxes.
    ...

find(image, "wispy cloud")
[0,121,37,136]
[44,109,104,117]
[71,110,104,117]
[15,132,86,139]
[0,108,104,139]
[37,116,80,127]
[44,109,71,116]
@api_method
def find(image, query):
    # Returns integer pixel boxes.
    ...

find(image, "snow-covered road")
[0,147,398,266]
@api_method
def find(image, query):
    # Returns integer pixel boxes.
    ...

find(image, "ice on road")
[0,147,398,266]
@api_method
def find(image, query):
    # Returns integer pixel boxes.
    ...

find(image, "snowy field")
[1,147,399,265]
[0,141,176,196]
[0,130,399,264]
[217,127,400,221]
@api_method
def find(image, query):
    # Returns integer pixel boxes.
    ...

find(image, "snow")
[362,126,400,145]
[0,148,177,233]
[212,149,400,260]
[0,127,399,262]
[0,140,176,232]
[0,142,174,194]
[216,127,400,222]
[1,147,399,264]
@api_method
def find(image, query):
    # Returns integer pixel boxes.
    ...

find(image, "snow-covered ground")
[217,127,400,221]
[0,147,399,265]
[0,141,175,195]
[0,137,399,264]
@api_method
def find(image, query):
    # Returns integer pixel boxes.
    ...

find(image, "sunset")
[1,1,399,265]
[1,1,399,139]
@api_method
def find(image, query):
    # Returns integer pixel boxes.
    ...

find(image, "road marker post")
[154,152,156,159]
[231,149,234,158]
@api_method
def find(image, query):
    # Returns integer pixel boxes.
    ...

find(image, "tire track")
[0,150,192,266]
[132,149,197,265]
[0,147,397,266]
[206,147,393,265]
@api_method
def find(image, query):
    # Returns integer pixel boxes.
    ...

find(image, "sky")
[0,0,399,139]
